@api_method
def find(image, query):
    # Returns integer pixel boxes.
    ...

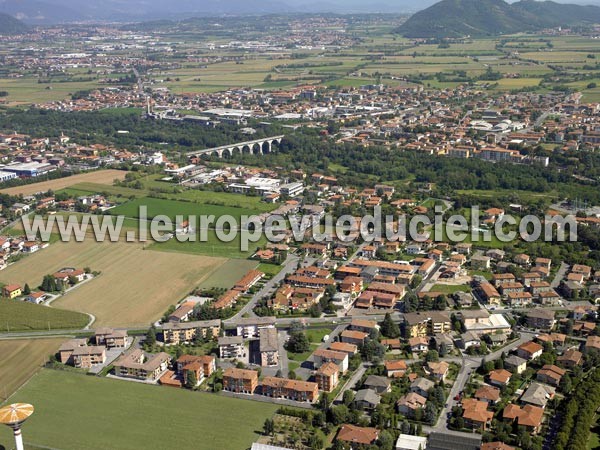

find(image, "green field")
[0,369,278,450]
[109,197,263,222]
[0,299,89,331]
[430,284,472,294]
[150,229,267,259]
[196,259,259,289]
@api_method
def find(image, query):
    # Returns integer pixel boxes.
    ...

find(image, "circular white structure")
[0,403,34,450]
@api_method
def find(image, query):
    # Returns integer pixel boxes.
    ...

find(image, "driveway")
[228,254,300,321]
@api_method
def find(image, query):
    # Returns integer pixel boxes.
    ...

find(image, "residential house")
[557,349,583,369]
[586,335,600,353]
[504,355,527,374]
[261,377,319,403]
[397,392,427,418]
[71,346,106,369]
[462,399,494,431]
[354,389,380,411]
[425,361,449,382]
[94,328,128,348]
[162,320,221,345]
[223,368,259,394]
[503,404,544,434]
[517,341,544,360]
[409,336,429,353]
[520,382,555,408]
[58,338,88,364]
[113,349,170,382]
[315,362,339,392]
[176,354,216,379]
[218,336,246,359]
[475,385,501,404]
[2,284,21,299]
[363,375,392,394]
[340,330,368,346]
[410,377,434,398]
[336,425,379,447]
[488,369,512,387]
[328,341,358,356]
[234,317,276,339]
[313,348,349,373]
[259,328,279,367]
[526,310,556,330]
[536,364,565,387]
[471,255,491,270]
[350,319,378,334]
[385,360,408,378]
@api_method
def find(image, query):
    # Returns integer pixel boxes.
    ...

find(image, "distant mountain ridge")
[1,0,600,24]
[0,0,439,24]
[397,0,600,38]
[0,11,27,34]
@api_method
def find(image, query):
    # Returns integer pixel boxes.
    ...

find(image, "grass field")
[0,77,103,105]
[0,369,278,450]
[0,339,65,402]
[0,240,231,328]
[0,300,90,332]
[109,197,264,222]
[150,229,267,259]
[0,170,127,196]
[430,284,472,294]
[196,259,259,289]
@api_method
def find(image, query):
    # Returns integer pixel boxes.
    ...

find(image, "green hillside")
[0,13,28,35]
[397,0,600,38]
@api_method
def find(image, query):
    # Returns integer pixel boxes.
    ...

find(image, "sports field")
[0,369,278,450]
[0,240,233,328]
[0,339,65,402]
[0,170,127,196]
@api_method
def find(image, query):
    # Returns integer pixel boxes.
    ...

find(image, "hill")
[396,0,600,38]
[0,12,27,34]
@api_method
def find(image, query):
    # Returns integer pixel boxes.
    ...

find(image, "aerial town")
[1,1,600,450]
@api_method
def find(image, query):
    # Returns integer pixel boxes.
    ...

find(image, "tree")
[360,338,386,363]
[380,313,400,338]
[185,370,197,389]
[41,275,57,292]
[343,389,355,406]
[145,325,157,347]
[377,430,395,450]
[286,331,310,353]
[426,350,439,362]
[308,433,323,450]
[23,283,31,295]
[424,402,437,425]
[330,404,349,425]
[263,418,274,436]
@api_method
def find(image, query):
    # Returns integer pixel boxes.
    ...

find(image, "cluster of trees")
[0,108,285,154]
[554,367,600,450]
[285,325,310,354]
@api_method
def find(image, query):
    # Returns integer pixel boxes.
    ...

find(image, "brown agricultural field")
[0,240,232,328]
[0,170,127,196]
[0,338,65,401]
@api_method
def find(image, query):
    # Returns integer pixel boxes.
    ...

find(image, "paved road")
[277,330,290,377]
[551,262,569,289]
[427,331,535,434]
[228,254,300,321]
[334,363,368,403]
